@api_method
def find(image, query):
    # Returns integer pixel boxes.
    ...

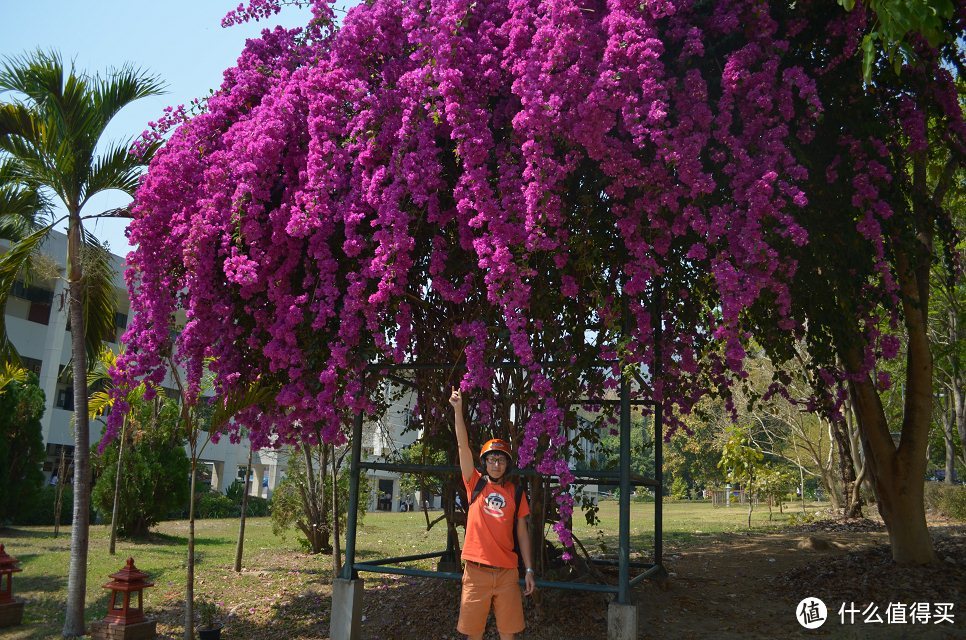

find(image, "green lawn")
[0,499,828,638]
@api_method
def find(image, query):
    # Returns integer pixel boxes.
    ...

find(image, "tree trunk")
[300,444,332,554]
[942,397,957,484]
[53,449,67,537]
[331,444,342,576]
[830,418,863,518]
[185,445,197,640]
[63,216,91,638]
[234,446,253,572]
[846,339,934,564]
[109,419,127,555]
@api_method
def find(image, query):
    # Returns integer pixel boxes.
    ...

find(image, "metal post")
[341,408,365,580]
[618,297,631,605]
[653,283,663,567]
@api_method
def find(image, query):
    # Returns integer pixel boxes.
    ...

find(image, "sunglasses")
[485,456,509,466]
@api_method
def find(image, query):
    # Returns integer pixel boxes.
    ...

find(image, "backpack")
[470,476,528,577]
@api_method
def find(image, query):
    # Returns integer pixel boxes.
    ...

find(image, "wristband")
[525,568,535,574]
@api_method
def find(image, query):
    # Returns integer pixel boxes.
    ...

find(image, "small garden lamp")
[0,544,24,628]
[0,545,22,605]
[103,557,154,625]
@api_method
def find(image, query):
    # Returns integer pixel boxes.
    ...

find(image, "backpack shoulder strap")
[470,475,488,505]
[513,482,525,520]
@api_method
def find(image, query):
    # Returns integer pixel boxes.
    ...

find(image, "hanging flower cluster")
[111,0,964,553]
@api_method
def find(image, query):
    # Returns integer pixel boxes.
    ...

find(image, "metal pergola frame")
[339,295,668,605]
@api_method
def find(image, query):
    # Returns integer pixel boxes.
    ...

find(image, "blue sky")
[0,0,348,257]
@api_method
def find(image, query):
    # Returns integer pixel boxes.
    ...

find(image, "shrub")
[0,373,45,523]
[669,476,690,500]
[195,492,237,519]
[12,485,75,526]
[924,482,966,520]
[91,396,190,537]
[246,496,270,517]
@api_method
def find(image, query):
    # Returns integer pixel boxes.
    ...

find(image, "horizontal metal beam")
[366,360,619,372]
[357,551,446,567]
[352,563,621,594]
[588,559,655,569]
[359,461,657,487]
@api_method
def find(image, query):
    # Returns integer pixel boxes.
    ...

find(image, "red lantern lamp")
[0,544,24,628]
[103,557,154,625]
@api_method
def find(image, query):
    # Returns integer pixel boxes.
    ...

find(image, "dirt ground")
[359,519,966,640]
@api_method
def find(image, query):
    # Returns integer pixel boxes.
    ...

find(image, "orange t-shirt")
[461,469,530,569]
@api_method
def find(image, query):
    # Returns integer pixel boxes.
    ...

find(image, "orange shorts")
[457,561,525,636]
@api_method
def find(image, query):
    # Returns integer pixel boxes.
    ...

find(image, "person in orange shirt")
[450,387,536,640]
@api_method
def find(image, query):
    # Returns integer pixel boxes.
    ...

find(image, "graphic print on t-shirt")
[482,492,506,518]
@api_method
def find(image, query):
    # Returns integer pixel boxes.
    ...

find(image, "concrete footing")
[0,599,24,628]
[607,602,638,640]
[331,578,364,640]
[89,619,157,640]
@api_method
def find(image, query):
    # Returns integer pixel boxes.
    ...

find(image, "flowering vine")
[112,0,964,556]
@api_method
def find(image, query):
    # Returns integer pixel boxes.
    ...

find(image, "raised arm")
[449,387,475,484]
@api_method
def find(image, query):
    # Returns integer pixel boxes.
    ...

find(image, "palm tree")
[0,49,163,638]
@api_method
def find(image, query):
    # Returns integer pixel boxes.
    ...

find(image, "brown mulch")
[360,523,966,640]
[773,526,966,609]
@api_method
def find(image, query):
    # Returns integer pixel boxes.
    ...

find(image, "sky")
[0,0,351,258]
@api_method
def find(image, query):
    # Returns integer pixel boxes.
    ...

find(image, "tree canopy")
[112,0,963,559]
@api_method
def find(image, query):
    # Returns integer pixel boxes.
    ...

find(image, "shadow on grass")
[0,527,59,540]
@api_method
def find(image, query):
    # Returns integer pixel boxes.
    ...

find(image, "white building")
[361,385,444,512]
[1,230,285,499]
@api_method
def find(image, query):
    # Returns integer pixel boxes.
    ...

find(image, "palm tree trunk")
[63,216,91,639]
[234,447,253,572]
[109,419,127,555]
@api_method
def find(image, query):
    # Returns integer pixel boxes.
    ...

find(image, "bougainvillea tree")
[113,0,964,565]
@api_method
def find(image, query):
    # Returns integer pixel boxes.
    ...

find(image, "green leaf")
[78,231,119,368]
[0,221,55,363]
[861,34,876,84]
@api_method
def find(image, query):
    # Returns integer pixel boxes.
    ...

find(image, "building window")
[12,282,55,325]
[112,312,129,342]
[20,357,43,376]
[27,301,52,324]
[44,443,75,475]
[56,387,74,411]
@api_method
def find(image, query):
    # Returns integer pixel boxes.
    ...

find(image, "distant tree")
[90,393,189,537]
[666,407,728,496]
[271,440,367,557]
[719,426,766,528]
[756,465,798,519]
[0,371,45,522]
[0,49,164,636]
[396,440,448,527]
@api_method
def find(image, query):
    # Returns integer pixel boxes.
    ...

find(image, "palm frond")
[209,380,280,435]
[0,221,54,363]
[0,103,69,203]
[88,389,113,419]
[0,361,28,395]
[0,49,66,104]
[81,139,146,203]
[87,344,118,388]
[78,231,118,368]
[92,64,166,131]
[0,159,48,241]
